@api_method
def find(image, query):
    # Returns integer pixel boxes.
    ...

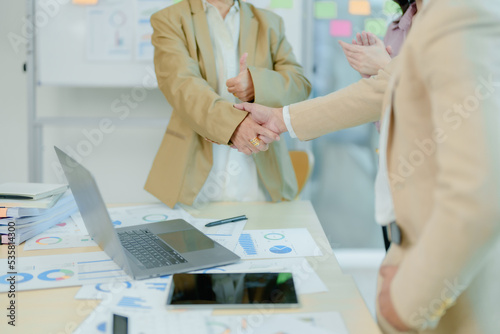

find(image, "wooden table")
[0,201,381,334]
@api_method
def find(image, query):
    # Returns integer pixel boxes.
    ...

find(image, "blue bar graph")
[238,234,257,255]
[117,296,151,309]
[145,282,168,291]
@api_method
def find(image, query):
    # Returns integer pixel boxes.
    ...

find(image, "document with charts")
[190,257,328,295]
[75,275,172,300]
[0,252,129,292]
[23,217,97,251]
[74,288,212,334]
[233,228,322,259]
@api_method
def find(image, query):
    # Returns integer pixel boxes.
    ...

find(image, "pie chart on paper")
[264,233,285,240]
[269,245,292,254]
[37,269,74,281]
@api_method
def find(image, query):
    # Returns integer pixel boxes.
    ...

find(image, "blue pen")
[205,215,247,227]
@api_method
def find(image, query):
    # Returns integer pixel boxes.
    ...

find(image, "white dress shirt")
[283,105,394,225]
[195,0,267,204]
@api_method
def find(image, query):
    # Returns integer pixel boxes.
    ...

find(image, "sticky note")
[383,0,403,15]
[72,0,98,4]
[315,1,338,19]
[365,18,388,37]
[270,0,293,9]
[329,20,352,37]
[349,0,371,15]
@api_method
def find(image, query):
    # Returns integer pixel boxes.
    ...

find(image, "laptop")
[55,146,240,280]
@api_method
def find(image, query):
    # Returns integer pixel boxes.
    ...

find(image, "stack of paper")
[0,183,78,245]
[0,182,68,200]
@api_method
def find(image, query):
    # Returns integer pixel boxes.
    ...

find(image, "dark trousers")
[382,226,390,251]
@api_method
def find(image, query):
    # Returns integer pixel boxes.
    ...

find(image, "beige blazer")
[290,0,500,333]
[145,0,311,207]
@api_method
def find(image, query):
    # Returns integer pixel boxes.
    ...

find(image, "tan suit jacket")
[290,0,500,333]
[145,0,311,207]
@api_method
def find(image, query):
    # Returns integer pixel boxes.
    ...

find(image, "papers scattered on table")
[23,216,96,251]
[108,204,191,228]
[75,275,172,300]
[233,228,323,259]
[76,292,348,334]
[71,203,193,236]
[74,289,212,334]
[210,312,348,334]
[191,257,328,295]
[0,252,129,292]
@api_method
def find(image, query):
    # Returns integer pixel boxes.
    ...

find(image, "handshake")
[227,103,288,156]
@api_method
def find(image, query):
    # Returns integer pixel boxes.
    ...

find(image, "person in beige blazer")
[235,0,500,333]
[145,0,311,208]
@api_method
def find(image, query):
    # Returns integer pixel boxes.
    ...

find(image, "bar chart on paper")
[233,228,322,259]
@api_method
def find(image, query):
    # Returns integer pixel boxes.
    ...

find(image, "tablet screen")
[168,273,298,306]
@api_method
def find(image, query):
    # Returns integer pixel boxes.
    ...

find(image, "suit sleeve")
[390,4,500,330]
[151,13,246,145]
[287,58,398,141]
[248,17,311,107]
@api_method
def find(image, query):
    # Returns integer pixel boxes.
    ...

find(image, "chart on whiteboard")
[86,0,174,61]
[233,228,322,259]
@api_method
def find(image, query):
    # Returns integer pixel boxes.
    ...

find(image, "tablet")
[167,272,299,309]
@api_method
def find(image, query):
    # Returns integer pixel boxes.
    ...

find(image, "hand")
[352,31,375,47]
[229,115,280,155]
[226,53,255,102]
[339,31,392,78]
[353,31,393,57]
[233,103,287,144]
[378,266,411,331]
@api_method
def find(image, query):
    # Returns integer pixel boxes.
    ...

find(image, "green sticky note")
[270,0,294,9]
[383,0,402,15]
[314,1,337,19]
[365,18,387,37]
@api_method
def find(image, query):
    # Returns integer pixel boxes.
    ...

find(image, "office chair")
[289,150,314,199]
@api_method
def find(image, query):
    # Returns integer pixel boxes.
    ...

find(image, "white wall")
[0,1,28,184]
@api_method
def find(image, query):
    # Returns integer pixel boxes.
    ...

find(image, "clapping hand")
[339,31,393,78]
[226,53,255,102]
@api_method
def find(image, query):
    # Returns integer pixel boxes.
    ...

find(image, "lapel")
[239,1,258,66]
[384,69,401,160]
[189,0,217,89]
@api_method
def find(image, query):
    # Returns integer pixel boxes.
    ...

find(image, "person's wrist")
[272,107,287,134]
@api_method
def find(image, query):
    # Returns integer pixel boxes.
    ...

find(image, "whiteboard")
[36,0,306,87]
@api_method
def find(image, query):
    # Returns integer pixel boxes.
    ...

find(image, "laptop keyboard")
[117,229,188,269]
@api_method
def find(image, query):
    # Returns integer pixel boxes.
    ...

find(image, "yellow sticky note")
[72,0,99,5]
[349,0,371,16]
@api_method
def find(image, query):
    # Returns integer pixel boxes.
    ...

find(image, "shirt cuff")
[283,105,297,138]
